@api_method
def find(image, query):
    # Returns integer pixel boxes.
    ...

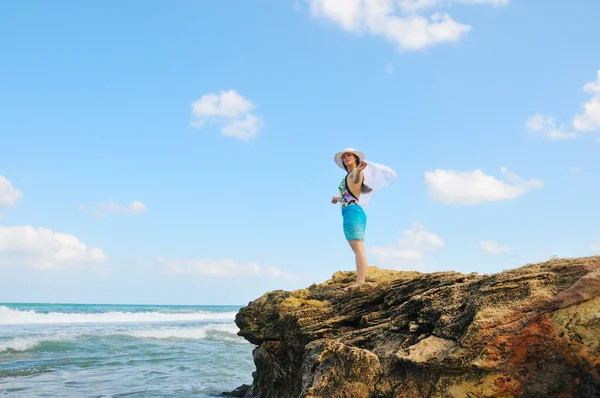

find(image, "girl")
[331,148,396,291]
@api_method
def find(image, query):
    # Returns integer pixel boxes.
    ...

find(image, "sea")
[0,303,255,397]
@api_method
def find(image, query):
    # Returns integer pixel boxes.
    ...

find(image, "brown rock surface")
[233,256,600,398]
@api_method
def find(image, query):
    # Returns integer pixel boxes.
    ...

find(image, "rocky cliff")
[230,256,600,398]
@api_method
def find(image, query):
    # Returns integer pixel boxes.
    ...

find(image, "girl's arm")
[351,161,367,184]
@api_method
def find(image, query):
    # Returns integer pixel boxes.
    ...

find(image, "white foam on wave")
[205,322,241,335]
[0,306,237,325]
[125,327,208,340]
[0,337,40,352]
[124,322,242,341]
[0,332,80,352]
[0,323,245,352]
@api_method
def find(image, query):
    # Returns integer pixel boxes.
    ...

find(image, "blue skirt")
[342,205,367,241]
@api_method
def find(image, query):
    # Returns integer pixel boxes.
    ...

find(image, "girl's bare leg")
[344,240,370,291]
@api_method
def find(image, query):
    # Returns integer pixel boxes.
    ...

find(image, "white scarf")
[360,161,397,205]
[335,161,397,206]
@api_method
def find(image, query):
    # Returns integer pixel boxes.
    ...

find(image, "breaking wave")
[0,306,237,325]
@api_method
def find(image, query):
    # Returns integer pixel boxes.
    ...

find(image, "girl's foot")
[342,281,375,291]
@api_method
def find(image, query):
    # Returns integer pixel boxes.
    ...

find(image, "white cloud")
[101,200,147,214]
[368,223,444,269]
[398,223,445,250]
[80,200,147,217]
[191,90,254,120]
[0,226,107,270]
[261,265,297,279]
[190,89,263,139]
[398,0,442,13]
[221,114,264,140]
[425,167,543,205]
[308,0,363,30]
[480,240,511,254]
[454,0,509,5]
[530,70,600,142]
[307,0,471,51]
[368,246,424,264]
[573,70,600,133]
[0,176,23,208]
[158,257,296,279]
[591,241,600,253]
[525,113,576,140]
[397,0,508,13]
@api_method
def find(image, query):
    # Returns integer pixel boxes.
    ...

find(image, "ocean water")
[0,303,255,397]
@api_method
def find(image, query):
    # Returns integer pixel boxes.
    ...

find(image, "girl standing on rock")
[331,148,396,291]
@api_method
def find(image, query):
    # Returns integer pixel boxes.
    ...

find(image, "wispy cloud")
[591,241,600,254]
[454,0,509,5]
[306,0,472,51]
[425,167,543,205]
[397,0,443,13]
[368,223,444,270]
[480,240,511,254]
[158,257,296,279]
[305,0,509,51]
[79,200,147,217]
[525,114,576,140]
[385,62,394,74]
[0,176,23,208]
[573,69,600,133]
[527,69,600,142]
[221,114,263,139]
[0,226,107,271]
[190,89,263,140]
[397,0,509,13]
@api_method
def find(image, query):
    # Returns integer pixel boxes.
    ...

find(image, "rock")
[220,384,251,397]
[233,256,600,397]
[301,340,382,398]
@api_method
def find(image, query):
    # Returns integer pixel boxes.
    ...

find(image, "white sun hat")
[333,148,366,170]
[332,148,398,206]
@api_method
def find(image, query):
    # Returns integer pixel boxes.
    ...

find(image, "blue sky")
[1,0,599,305]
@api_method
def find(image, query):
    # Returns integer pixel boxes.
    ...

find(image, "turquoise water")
[0,303,254,397]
